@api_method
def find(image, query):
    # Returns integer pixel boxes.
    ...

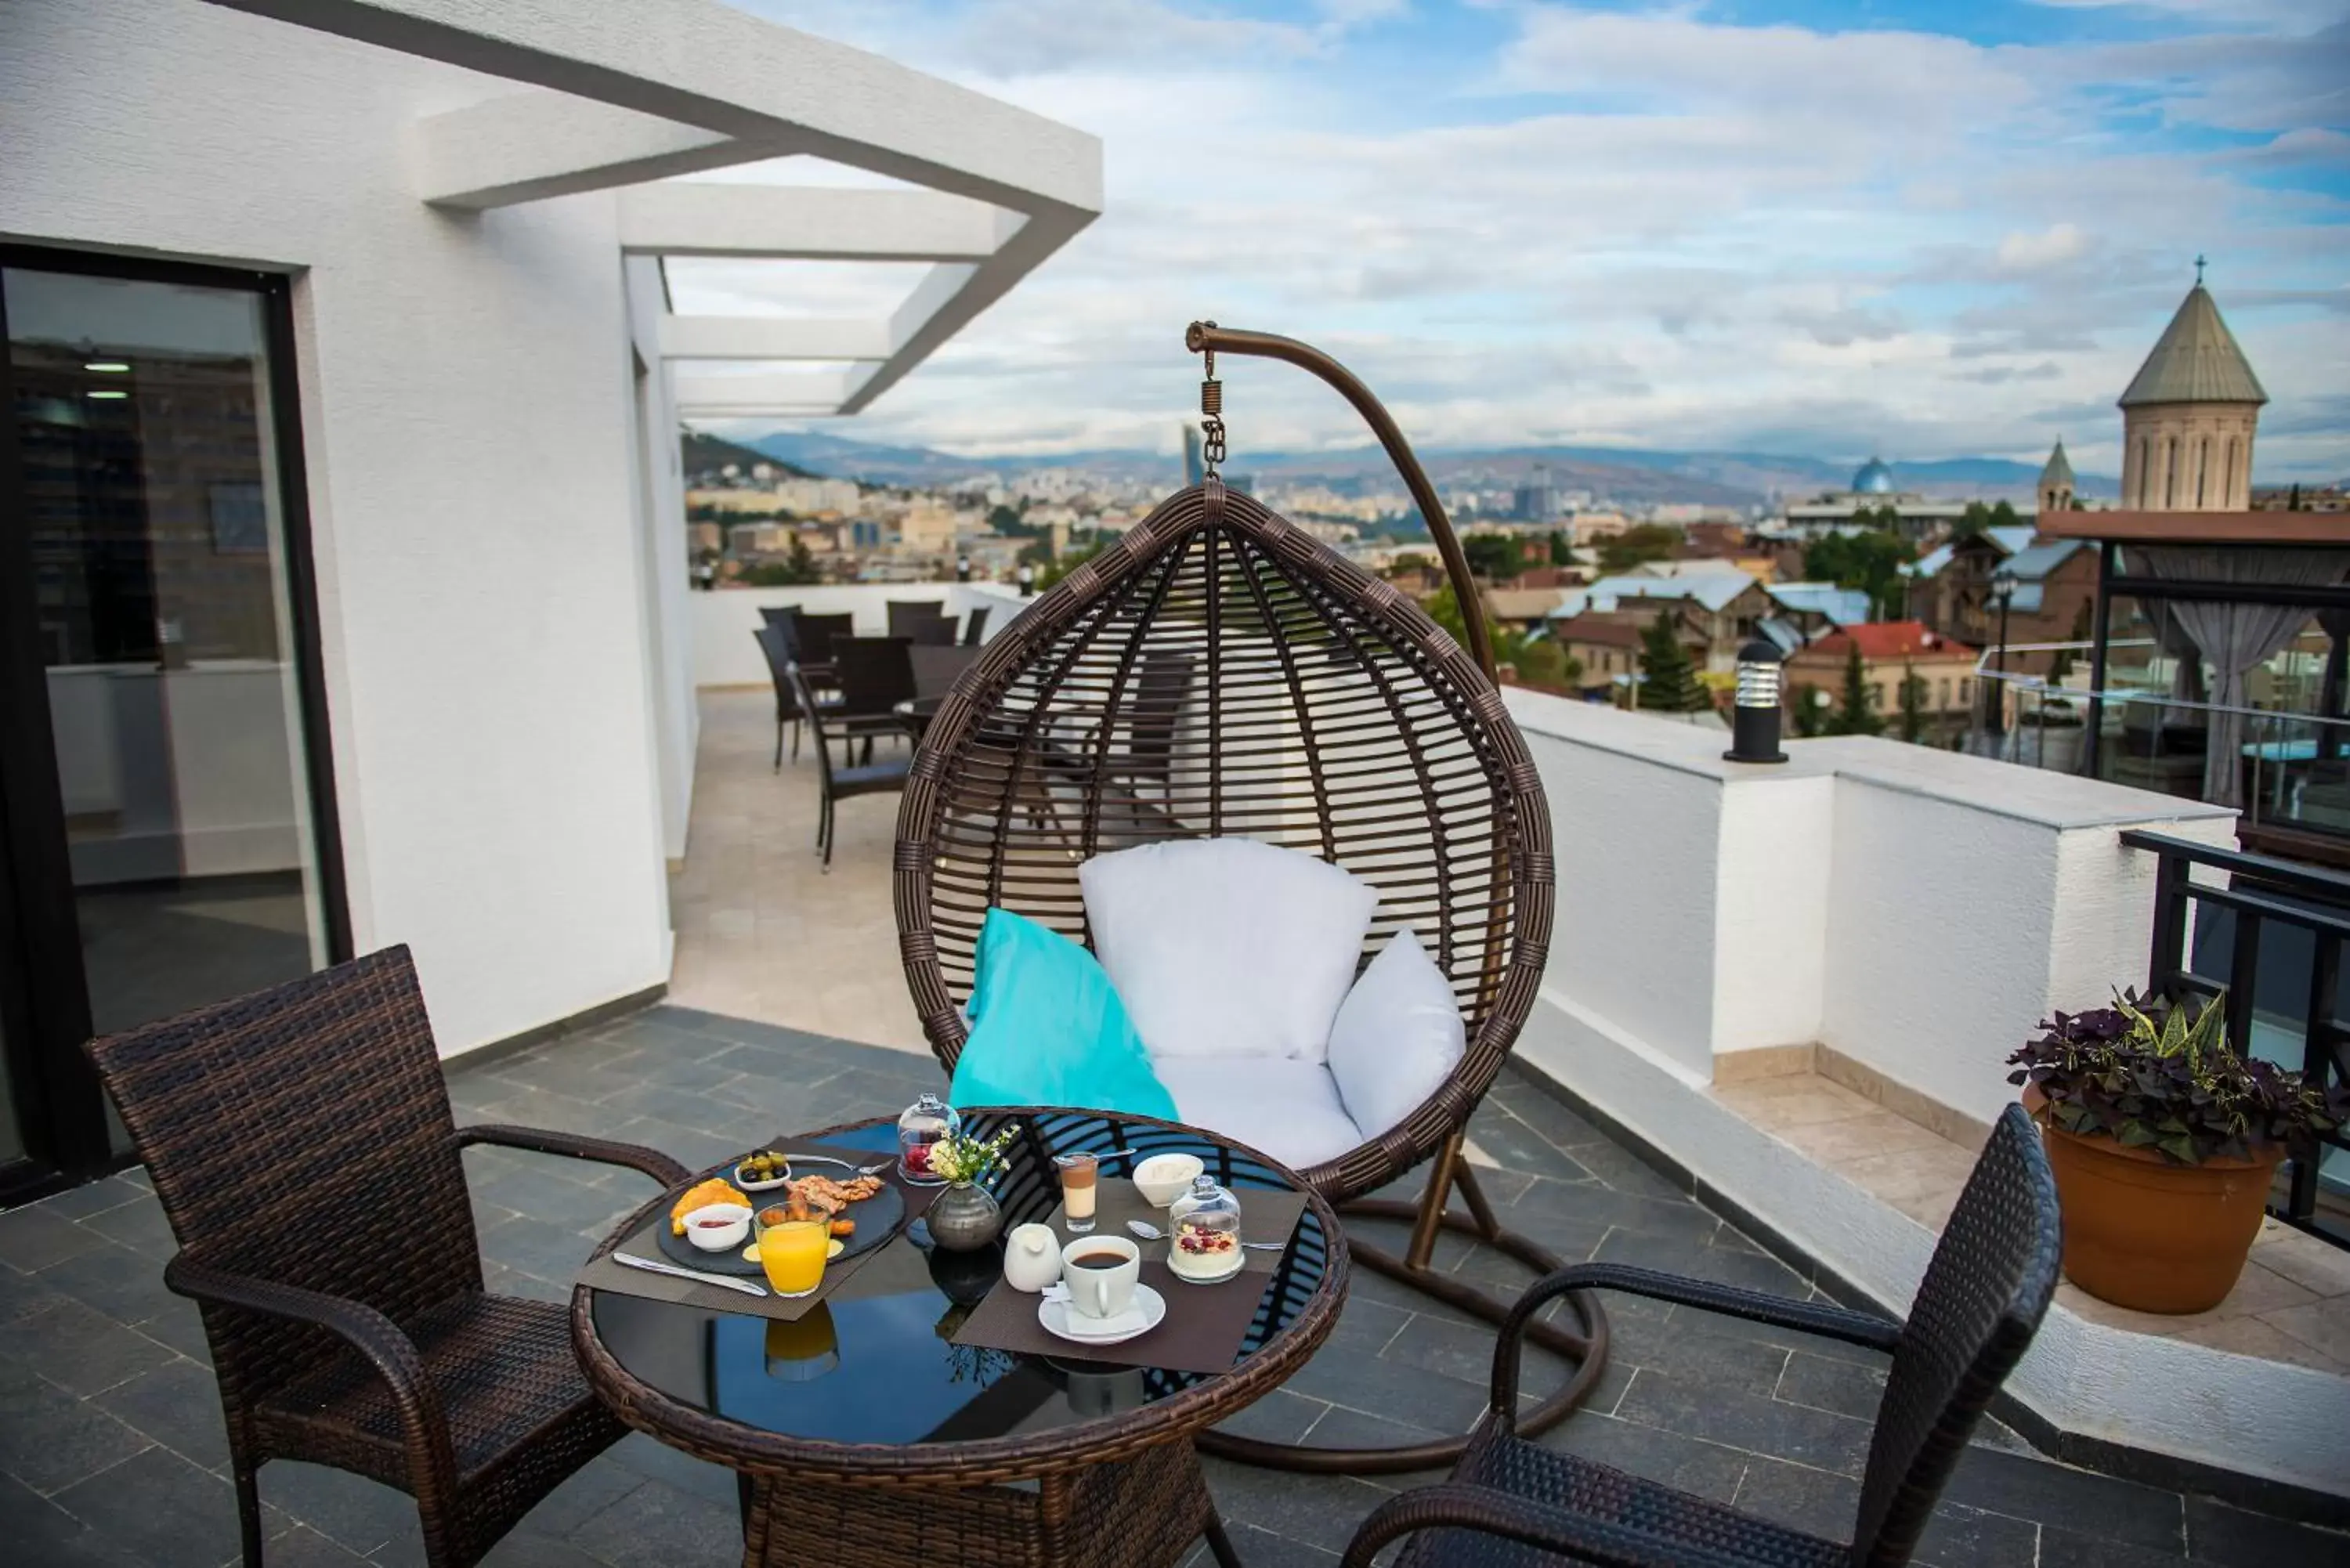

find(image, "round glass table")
[572,1108,1347,1568]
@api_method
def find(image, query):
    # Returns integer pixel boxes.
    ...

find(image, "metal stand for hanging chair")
[892,323,1608,1475]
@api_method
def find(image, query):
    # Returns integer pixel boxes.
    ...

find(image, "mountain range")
[735,428,2116,508]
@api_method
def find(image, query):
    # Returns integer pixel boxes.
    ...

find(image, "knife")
[615,1252,769,1299]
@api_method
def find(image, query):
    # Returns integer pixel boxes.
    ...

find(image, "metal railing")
[2120,829,2349,1247]
[1970,653,2350,843]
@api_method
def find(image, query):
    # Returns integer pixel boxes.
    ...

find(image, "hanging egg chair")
[895,324,1607,1472]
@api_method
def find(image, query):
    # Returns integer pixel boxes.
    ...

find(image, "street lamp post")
[1988,570,2017,739]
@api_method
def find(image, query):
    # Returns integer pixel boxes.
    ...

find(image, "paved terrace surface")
[5,1006,2346,1567]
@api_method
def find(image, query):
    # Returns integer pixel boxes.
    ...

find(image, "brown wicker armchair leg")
[1195,1140,1610,1475]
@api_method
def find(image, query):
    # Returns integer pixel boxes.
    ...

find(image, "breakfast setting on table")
[573,1092,1313,1380]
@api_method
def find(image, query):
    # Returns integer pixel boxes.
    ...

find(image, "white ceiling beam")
[660,316,893,362]
[203,0,1102,218]
[674,372,855,414]
[617,186,1014,262]
[411,91,788,210]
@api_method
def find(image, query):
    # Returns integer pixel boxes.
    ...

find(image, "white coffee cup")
[1060,1235,1140,1321]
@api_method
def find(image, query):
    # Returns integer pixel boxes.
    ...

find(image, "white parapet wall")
[690,582,1030,688]
[1502,690,2350,1501]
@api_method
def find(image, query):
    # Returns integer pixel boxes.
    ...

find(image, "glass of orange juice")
[755,1213,829,1298]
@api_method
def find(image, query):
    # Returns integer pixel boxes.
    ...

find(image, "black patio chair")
[829,635,919,764]
[794,612,855,675]
[906,615,958,647]
[754,623,807,768]
[82,947,689,1568]
[887,599,950,639]
[960,605,990,646]
[790,663,911,869]
[757,605,801,645]
[1338,1102,2060,1568]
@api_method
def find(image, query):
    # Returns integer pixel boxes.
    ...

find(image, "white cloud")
[697,1,2348,479]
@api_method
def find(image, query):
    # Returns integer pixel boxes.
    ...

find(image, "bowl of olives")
[734,1151,792,1191]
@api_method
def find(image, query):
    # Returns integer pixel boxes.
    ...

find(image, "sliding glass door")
[0,247,347,1196]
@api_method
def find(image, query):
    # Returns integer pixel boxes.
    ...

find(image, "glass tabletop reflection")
[584,1111,1336,1450]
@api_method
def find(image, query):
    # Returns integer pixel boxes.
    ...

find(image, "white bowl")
[682,1203,753,1252]
[1132,1153,1205,1208]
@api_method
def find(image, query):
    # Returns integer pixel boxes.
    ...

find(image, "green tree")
[1791,683,1828,738]
[988,503,1042,538]
[738,534,822,587]
[1824,642,1885,736]
[1462,534,1526,581]
[1426,581,1530,672]
[1036,540,1104,591]
[1513,637,1579,692]
[1596,523,1683,575]
[1804,529,1915,620]
[1636,611,1708,713]
[1547,530,1574,567]
[1896,662,1928,744]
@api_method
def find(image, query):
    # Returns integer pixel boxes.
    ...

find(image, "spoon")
[1126,1218,1283,1250]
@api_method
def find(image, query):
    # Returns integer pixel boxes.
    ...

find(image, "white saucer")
[1039,1284,1166,1347]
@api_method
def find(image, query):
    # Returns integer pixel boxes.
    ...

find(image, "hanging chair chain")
[1199,323,1226,479]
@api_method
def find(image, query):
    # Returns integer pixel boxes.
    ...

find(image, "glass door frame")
[0,244,352,1200]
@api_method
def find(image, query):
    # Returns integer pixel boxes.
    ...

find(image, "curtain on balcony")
[2128,547,2349,807]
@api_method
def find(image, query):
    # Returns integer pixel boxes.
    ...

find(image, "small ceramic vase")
[1001,1223,1063,1292]
[927,1181,1003,1252]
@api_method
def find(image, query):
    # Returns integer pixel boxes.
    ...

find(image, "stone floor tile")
[258,1458,426,1557]
[1201,1455,1396,1555]
[31,1237,183,1326]
[0,1205,115,1274]
[1940,1447,2186,1555]
[1616,1369,1875,1478]
[0,1355,153,1494]
[1726,1454,1858,1539]
[0,1469,144,1567]
[2260,1296,2350,1364]
[253,1522,376,1567]
[0,1297,180,1396]
[2182,1493,2350,1566]
[90,1357,233,1474]
[50,1443,289,1566]
[566,1476,743,1568]
[2040,1523,2195,1566]
[1540,1410,1749,1505]
[1772,1346,1888,1421]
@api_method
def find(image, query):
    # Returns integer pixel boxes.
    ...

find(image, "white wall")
[3,0,672,1052]
[1506,690,2238,1116]
[691,582,1029,688]
[1498,692,2350,1497]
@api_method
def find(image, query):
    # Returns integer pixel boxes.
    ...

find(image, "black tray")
[655,1155,906,1278]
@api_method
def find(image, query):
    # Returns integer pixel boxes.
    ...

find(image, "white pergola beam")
[661,316,893,362]
[204,0,1102,217]
[411,91,786,210]
[674,372,856,414]
[617,186,1014,262]
[208,0,1102,417]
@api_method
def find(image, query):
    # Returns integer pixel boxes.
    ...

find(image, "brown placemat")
[950,1260,1269,1374]
[1046,1178,1307,1276]
[576,1143,938,1323]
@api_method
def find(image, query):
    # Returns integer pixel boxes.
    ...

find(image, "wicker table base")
[742,1442,1233,1568]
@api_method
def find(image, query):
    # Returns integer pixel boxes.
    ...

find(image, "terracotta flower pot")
[2037,1117,2281,1314]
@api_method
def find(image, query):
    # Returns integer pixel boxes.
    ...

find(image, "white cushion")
[1326,930,1466,1139]
[1079,838,1378,1063]
[1152,1057,1365,1172]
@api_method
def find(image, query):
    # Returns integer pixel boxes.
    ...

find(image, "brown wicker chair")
[1340,1104,2063,1568]
[895,325,1598,1472]
[82,947,690,1568]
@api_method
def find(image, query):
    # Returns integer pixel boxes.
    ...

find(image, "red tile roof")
[1802,621,1976,661]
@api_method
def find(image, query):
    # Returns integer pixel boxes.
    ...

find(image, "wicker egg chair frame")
[894,324,1608,1474]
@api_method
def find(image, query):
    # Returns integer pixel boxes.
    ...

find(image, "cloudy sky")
[686,0,2349,480]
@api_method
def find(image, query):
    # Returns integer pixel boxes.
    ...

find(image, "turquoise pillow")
[949,908,1177,1121]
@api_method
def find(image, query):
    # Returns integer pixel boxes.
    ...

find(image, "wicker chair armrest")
[455,1123,691,1186]
[1492,1262,1900,1427]
[1339,1483,1757,1568]
[163,1254,460,1500]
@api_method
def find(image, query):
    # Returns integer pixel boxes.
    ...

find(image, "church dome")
[1853,457,1894,495]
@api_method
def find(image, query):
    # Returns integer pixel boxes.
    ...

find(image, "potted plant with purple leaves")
[2008,990,2346,1313]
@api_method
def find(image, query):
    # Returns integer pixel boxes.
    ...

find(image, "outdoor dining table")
[571,1108,1348,1568]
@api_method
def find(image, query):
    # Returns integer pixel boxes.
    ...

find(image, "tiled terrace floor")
[5,1006,2345,1568]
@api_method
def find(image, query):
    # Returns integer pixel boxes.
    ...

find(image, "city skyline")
[677,0,2348,479]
